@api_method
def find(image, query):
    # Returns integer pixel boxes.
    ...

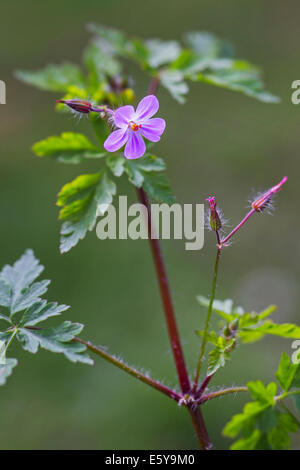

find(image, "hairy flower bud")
[56,99,93,114]
[251,176,288,212]
[206,196,222,232]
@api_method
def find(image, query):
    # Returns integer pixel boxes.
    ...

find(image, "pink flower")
[104,95,166,159]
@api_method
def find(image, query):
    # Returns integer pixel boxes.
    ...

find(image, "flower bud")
[206,196,222,232]
[251,176,287,213]
[56,99,93,114]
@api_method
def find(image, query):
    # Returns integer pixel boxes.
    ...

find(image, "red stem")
[75,337,182,402]
[137,187,190,394]
[188,407,213,450]
[221,208,256,245]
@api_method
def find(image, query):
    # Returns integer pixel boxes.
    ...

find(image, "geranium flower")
[104,95,166,159]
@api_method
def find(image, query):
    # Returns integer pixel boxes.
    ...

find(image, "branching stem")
[75,337,182,402]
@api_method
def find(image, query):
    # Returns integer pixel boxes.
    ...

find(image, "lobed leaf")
[58,171,116,253]
[32,133,106,164]
[0,249,46,317]
[20,300,70,327]
[123,154,174,204]
[15,63,85,92]
[0,358,18,386]
[18,322,93,364]
[276,352,300,392]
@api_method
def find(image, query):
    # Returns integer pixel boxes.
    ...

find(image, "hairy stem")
[75,338,182,402]
[188,407,213,450]
[199,386,248,404]
[221,208,256,245]
[24,326,181,402]
[193,238,222,390]
[196,374,214,398]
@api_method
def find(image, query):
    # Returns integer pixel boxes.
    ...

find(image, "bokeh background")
[1,0,299,450]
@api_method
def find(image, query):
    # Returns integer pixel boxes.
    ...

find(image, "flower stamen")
[129,121,142,132]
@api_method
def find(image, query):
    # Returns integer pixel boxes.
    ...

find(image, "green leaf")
[11,280,50,315]
[223,401,270,438]
[247,381,277,405]
[207,336,235,376]
[58,171,116,253]
[123,154,174,203]
[19,300,69,327]
[293,395,300,414]
[196,296,243,321]
[0,358,18,386]
[0,249,47,317]
[192,59,280,103]
[241,321,300,341]
[0,251,93,376]
[267,416,292,450]
[17,331,39,354]
[0,279,11,308]
[0,313,11,323]
[32,133,105,164]
[18,322,93,364]
[224,354,300,449]
[276,352,300,392]
[106,154,125,177]
[230,429,261,450]
[159,69,189,104]
[258,305,277,320]
[184,31,224,59]
[15,63,85,92]
[170,50,211,76]
[83,41,121,83]
[87,24,129,56]
[142,172,175,204]
[207,346,229,376]
[145,39,181,68]
[196,329,219,347]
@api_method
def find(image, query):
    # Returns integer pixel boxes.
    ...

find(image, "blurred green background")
[0,0,299,450]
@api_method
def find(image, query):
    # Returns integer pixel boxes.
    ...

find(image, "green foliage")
[17,25,278,106]
[17,24,277,255]
[16,33,134,107]
[197,330,235,375]
[223,353,300,450]
[0,358,18,386]
[122,154,175,204]
[276,352,300,392]
[191,59,280,104]
[0,250,93,385]
[87,24,279,104]
[15,64,85,93]
[57,171,116,253]
[196,297,300,381]
[197,296,300,344]
[55,153,174,252]
[32,133,106,164]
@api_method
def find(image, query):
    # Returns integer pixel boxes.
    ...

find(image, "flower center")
[129,121,141,132]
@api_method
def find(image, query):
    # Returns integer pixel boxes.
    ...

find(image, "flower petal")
[135,95,159,122]
[104,129,128,153]
[114,105,135,128]
[124,132,146,159]
[140,118,166,142]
